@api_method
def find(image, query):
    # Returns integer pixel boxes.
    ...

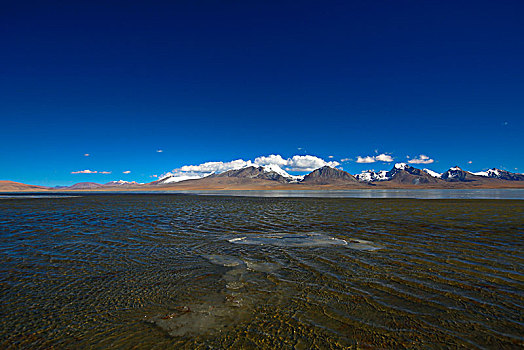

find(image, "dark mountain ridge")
[386,163,439,185]
[210,166,291,183]
[441,166,479,182]
[66,182,105,190]
[478,168,524,181]
[301,166,358,185]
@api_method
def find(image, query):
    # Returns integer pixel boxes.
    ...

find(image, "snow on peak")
[444,166,464,178]
[473,171,488,177]
[261,164,289,177]
[356,171,373,182]
[356,170,390,182]
[473,168,501,178]
[158,172,174,181]
[157,172,208,183]
[106,180,140,185]
[257,164,304,181]
[423,169,442,178]
[377,170,389,179]
[488,168,500,177]
[394,163,408,170]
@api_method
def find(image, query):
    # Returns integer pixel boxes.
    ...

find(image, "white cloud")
[375,154,394,162]
[158,159,254,183]
[158,154,340,181]
[284,155,339,172]
[123,170,131,174]
[72,169,112,174]
[156,149,163,153]
[180,159,253,173]
[408,155,434,164]
[254,154,287,166]
[71,170,97,174]
[468,161,473,164]
[356,156,376,163]
[356,153,394,163]
[328,155,334,159]
[340,158,351,162]
[84,153,90,157]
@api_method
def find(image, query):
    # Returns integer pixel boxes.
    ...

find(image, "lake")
[1,193,523,348]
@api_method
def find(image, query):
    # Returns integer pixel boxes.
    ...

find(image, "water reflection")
[179,189,524,199]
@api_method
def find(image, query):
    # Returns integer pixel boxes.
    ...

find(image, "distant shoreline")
[3,188,524,200]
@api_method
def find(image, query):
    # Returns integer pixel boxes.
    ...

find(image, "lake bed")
[1,194,522,348]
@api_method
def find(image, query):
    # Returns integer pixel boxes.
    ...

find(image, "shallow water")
[0,194,523,348]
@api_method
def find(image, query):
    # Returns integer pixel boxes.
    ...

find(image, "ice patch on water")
[202,254,278,291]
[223,267,246,282]
[203,254,281,272]
[228,233,382,251]
[244,260,280,273]
[228,232,348,247]
[346,239,382,251]
[202,254,244,267]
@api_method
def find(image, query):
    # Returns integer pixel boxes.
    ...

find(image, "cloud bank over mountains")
[70,152,438,183]
[254,155,340,172]
[159,154,340,182]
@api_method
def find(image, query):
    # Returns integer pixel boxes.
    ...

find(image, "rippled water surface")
[1,194,523,348]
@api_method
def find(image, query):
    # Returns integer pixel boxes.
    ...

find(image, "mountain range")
[1,164,523,191]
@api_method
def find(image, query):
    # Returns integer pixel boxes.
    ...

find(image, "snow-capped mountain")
[67,182,105,189]
[156,164,303,185]
[393,163,409,171]
[423,169,442,178]
[105,180,141,186]
[473,169,497,177]
[355,170,389,182]
[145,163,524,188]
[387,163,419,176]
[6,162,524,192]
[212,165,302,183]
[387,163,426,177]
[440,166,475,182]
[155,172,206,184]
[385,163,439,184]
[473,168,524,181]
[257,164,304,181]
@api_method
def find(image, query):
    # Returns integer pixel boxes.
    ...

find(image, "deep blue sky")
[1,1,523,185]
